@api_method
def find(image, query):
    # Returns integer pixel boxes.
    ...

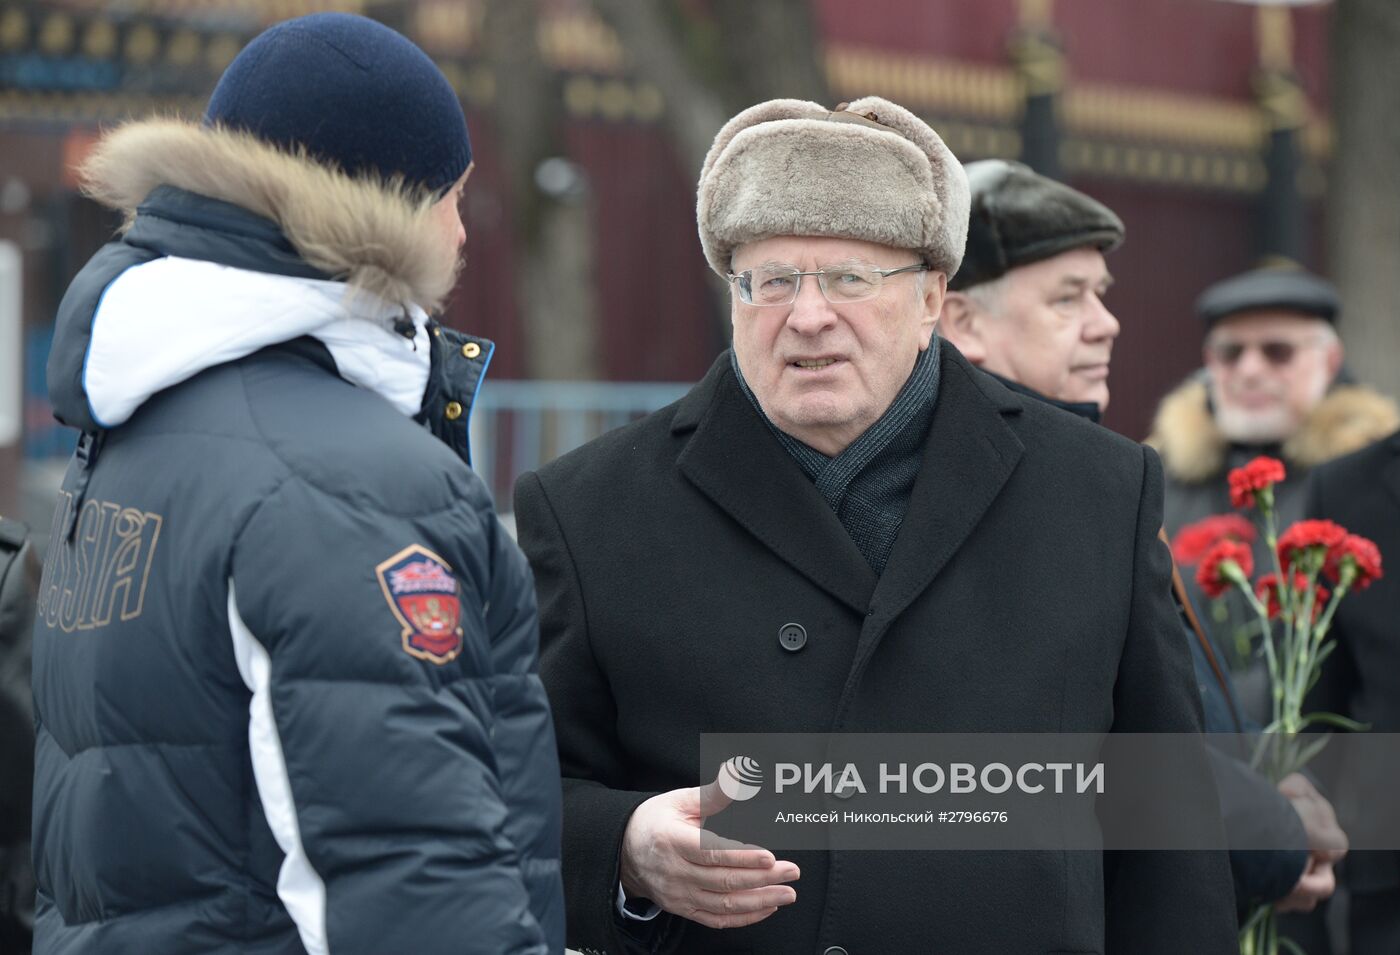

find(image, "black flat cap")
[1196,265,1340,329]
[949,160,1124,291]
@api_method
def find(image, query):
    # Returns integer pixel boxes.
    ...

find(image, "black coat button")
[779,623,807,652]
[823,947,849,955]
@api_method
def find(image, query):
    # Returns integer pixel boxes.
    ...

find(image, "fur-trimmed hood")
[1146,375,1400,484]
[80,118,459,312]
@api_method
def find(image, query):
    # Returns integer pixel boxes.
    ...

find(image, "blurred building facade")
[0,0,1335,514]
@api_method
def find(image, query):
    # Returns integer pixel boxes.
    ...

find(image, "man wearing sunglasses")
[1147,268,1398,954]
[1149,266,1397,542]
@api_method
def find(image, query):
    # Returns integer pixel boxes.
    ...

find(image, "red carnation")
[1197,540,1254,600]
[1228,456,1287,509]
[1324,534,1384,591]
[1277,520,1348,570]
[1172,514,1257,566]
[1256,572,1330,621]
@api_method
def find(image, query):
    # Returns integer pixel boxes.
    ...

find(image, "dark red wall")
[11,0,1334,444]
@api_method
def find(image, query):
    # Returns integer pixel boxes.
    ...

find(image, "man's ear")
[1324,336,1344,382]
[918,270,948,350]
[940,291,987,365]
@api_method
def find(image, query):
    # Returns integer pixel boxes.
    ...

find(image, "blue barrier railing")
[24,324,78,461]
[24,322,690,511]
[469,380,692,510]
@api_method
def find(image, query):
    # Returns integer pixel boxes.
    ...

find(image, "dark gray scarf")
[731,337,941,574]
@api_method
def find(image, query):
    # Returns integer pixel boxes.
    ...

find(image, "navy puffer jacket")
[30,120,564,954]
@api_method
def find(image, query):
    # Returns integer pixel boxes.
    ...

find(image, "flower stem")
[1237,568,1282,731]
[1261,506,1289,733]
[1294,578,1349,719]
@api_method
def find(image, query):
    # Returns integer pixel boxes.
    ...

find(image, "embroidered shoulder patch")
[375,544,464,664]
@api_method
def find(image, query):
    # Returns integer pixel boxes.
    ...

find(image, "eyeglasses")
[727,263,929,307]
[1206,338,1321,368]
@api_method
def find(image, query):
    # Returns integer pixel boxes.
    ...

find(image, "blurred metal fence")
[22,321,691,510]
[470,380,691,511]
[24,324,77,461]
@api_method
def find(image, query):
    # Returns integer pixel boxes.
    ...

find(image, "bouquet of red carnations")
[1174,456,1381,955]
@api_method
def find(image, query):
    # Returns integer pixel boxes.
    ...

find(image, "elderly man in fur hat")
[1149,266,1398,541]
[30,14,563,954]
[514,99,1236,954]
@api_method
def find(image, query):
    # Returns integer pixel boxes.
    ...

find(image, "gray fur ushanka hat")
[696,97,970,278]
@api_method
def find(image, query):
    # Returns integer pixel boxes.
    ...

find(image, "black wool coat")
[1305,431,1400,914]
[516,345,1237,955]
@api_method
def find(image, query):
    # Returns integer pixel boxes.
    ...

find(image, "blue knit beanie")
[205,13,471,195]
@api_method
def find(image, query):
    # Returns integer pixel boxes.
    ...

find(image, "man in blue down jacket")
[30,14,562,954]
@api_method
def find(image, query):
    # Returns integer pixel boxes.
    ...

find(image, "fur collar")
[1146,376,1400,483]
[79,118,458,312]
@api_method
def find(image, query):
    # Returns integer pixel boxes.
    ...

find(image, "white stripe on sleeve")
[229,580,330,955]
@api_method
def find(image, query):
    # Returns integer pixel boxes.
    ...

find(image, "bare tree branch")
[589,0,831,178]
[711,0,830,108]
[481,0,601,379]
[481,0,556,241]
[588,0,730,177]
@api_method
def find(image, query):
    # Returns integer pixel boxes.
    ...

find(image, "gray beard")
[1215,404,1296,445]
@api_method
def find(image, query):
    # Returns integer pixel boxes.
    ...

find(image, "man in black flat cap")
[1148,265,1397,541]
[940,159,1123,421]
[941,160,1347,927]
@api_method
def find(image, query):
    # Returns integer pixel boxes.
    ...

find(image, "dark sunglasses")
[1207,339,1311,367]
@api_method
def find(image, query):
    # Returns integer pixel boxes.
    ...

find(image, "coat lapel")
[1382,433,1400,514]
[867,347,1025,628]
[675,355,879,614]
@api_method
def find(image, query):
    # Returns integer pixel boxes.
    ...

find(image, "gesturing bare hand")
[619,780,800,930]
